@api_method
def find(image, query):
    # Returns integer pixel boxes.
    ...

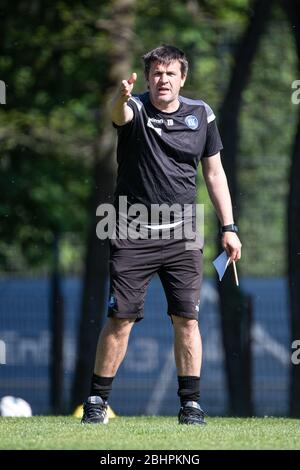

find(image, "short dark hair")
[142,45,188,79]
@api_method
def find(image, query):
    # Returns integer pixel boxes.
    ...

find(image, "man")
[82,45,242,425]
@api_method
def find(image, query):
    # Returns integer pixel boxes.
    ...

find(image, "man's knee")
[172,316,199,336]
[106,317,135,337]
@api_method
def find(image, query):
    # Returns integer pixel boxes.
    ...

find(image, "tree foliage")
[0,0,297,278]
[0,0,110,270]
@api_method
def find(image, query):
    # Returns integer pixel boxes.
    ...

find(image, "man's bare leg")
[172,315,205,424]
[172,316,202,376]
[94,318,135,376]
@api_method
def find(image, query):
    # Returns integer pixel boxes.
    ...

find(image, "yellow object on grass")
[73,404,117,419]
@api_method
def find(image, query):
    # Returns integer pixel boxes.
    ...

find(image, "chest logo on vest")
[147,117,162,136]
[185,115,198,130]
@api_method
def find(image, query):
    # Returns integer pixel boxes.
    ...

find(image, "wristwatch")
[220,223,239,235]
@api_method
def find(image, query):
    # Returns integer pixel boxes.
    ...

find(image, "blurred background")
[0,0,300,418]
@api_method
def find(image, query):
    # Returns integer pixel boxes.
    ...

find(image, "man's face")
[147,60,186,108]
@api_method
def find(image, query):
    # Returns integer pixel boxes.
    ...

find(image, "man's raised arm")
[111,73,137,126]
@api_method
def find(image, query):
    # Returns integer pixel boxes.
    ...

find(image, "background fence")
[0,275,290,416]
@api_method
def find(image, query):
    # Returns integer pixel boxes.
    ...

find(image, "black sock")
[177,376,200,406]
[90,374,114,402]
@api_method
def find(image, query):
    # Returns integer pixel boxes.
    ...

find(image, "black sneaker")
[81,396,108,424]
[178,401,206,425]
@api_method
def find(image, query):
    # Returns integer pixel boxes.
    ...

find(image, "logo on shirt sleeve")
[185,115,198,130]
[108,294,117,309]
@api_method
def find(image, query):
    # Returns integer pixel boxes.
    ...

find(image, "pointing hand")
[120,73,137,101]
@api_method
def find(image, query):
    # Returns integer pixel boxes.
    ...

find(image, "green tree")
[217,0,273,416]
[282,0,300,418]
[71,0,137,409]
[0,0,109,272]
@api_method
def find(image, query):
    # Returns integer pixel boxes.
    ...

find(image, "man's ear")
[180,75,187,87]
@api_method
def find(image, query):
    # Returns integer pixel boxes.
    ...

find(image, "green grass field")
[1,416,300,450]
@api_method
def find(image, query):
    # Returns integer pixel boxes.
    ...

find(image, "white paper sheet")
[212,250,231,281]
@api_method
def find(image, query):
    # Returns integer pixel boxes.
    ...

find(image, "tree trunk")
[50,234,64,414]
[218,0,272,415]
[71,0,136,410]
[281,0,300,417]
[288,110,300,417]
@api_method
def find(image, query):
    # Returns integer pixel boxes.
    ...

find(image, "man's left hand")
[222,232,242,262]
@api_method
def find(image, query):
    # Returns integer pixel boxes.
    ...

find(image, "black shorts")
[107,236,203,322]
